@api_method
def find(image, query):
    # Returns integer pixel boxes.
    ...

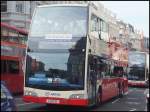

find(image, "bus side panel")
[101,78,119,102]
[1,74,24,94]
[23,96,88,106]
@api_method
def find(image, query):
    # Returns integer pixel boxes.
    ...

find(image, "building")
[1,1,31,30]
[1,1,146,52]
[1,1,88,31]
[114,20,144,51]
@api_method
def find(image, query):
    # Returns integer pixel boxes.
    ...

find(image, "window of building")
[1,28,8,37]
[91,14,98,32]
[101,20,108,32]
[16,2,24,13]
[1,1,7,12]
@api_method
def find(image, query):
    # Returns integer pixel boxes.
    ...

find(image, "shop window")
[16,2,24,13]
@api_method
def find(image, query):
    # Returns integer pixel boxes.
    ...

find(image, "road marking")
[127,98,137,100]
[126,102,140,105]
[129,108,136,111]
[16,102,34,106]
[15,97,23,100]
[111,98,120,104]
[128,90,133,93]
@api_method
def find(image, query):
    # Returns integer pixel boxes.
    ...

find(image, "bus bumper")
[23,96,88,106]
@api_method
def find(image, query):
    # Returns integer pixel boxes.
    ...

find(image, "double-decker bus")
[1,22,28,94]
[23,3,128,106]
[128,51,149,87]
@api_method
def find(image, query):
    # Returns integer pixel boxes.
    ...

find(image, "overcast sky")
[97,1,149,37]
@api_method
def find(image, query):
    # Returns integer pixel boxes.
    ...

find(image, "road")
[14,87,148,111]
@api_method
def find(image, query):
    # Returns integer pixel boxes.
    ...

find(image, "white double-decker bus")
[128,51,149,87]
[23,3,128,106]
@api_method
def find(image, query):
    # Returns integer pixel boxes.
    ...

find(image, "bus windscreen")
[30,6,87,37]
[25,6,88,90]
[128,52,146,81]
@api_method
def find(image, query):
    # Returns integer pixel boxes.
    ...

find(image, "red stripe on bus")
[1,41,26,48]
[1,22,28,35]
[23,96,88,106]
[1,56,21,60]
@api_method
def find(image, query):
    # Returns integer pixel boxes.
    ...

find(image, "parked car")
[1,81,17,111]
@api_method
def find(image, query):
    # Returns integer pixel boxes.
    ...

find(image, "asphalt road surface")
[14,87,148,111]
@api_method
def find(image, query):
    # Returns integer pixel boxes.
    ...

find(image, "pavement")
[14,87,148,111]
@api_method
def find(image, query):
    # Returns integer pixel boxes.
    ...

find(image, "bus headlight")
[69,94,84,99]
[24,90,37,96]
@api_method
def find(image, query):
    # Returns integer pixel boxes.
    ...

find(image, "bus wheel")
[96,88,102,106]
[119,86,124,97]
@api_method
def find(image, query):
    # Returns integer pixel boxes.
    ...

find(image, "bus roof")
[1,22,28,35]
[37,4,88,8]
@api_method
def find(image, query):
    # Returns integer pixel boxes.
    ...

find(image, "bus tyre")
[119,83,124,98]
[119,89,124,98]
[96,88,102,106]
[119,87,124,97]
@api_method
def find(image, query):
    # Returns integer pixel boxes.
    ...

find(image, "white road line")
[15,97,23,100]
[126,102,140,105]
[16,102,34,106]
[127,98,137,100]
[111,98,120,104]
[129,90,133,93]
[129,108,136,111]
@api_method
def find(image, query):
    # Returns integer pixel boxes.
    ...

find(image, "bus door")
[87,56,97,105]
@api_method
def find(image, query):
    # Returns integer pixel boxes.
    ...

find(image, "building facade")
[1,1,147,52]
[1,1,88,31]
[1,1,31,30]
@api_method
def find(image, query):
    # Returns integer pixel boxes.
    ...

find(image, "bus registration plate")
[46,99,60,104]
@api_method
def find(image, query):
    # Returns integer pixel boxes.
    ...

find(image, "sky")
[96,1,149,37]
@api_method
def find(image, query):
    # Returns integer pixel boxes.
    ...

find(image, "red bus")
[1,22,28,94]
[128,51,149,87]
[23,3,128,106]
